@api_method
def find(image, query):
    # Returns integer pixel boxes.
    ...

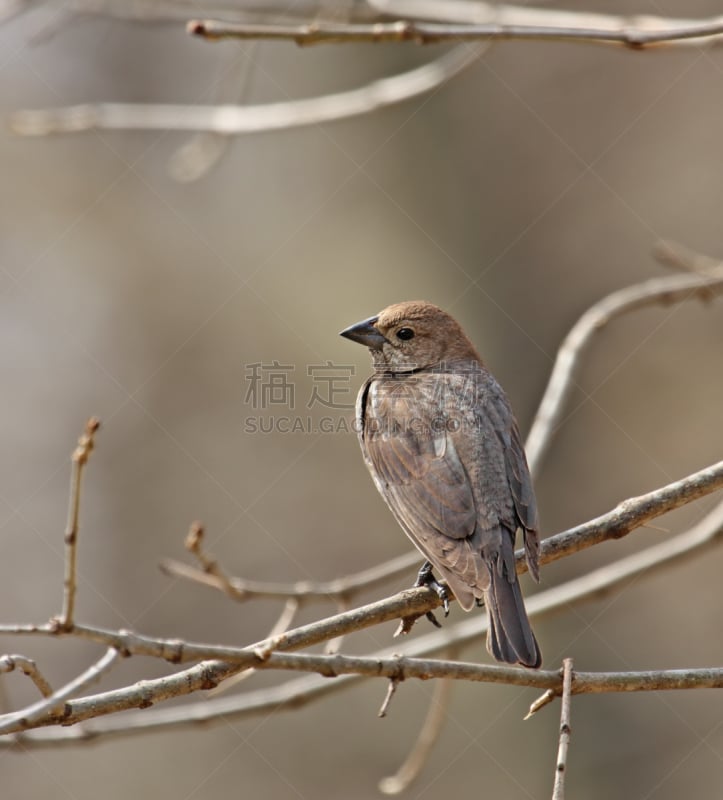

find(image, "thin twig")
[379,668,454,794]
[0,655,53,698]
[159,549,420,602]
[525,264,723,477]
[10,45,480,136]
[58,417,100,631]
[0,647,120,734]
[526,689,555,719]
[187,17,723,48]
[377,676,401,718]
[181,521,241,600]
[552,658,574,800]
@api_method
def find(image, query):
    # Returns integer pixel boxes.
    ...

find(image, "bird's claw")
[425,611,442,628]
[414,561,450,617]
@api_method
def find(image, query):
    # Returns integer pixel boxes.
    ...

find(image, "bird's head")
[340,301,480,373]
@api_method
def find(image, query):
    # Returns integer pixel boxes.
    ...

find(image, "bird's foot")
[414,561,450,618]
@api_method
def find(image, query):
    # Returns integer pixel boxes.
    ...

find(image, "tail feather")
[485,567,541,669]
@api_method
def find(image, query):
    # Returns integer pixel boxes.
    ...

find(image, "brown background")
[1,3,722,798]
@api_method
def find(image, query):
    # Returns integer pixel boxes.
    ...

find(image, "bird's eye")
[396,327,415,341]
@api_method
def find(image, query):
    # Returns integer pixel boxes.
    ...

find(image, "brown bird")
[340,301,541,668]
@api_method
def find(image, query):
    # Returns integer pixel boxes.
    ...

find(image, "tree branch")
[0,647,120,735]
[533,460,723,569]
[378,670,453,794]
[58,417,100,630]
[0,654,53,699]
[525,260,723,477]
[551,658,574,800]
[159,546,420,603]
[9,45,480,137]
[187,16,723,49]
[1,650,720,740]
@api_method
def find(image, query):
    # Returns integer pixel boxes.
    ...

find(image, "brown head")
[340,301,481,372]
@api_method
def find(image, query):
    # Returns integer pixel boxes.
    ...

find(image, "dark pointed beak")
[339,315,387,350]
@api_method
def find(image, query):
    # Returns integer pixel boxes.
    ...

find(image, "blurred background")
[1,2,722,798]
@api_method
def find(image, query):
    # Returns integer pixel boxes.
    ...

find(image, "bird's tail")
[485,565,541,669]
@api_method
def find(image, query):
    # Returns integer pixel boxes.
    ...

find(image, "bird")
[340,300,541,668]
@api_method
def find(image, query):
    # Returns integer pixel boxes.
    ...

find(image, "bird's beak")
[339,315,387,350]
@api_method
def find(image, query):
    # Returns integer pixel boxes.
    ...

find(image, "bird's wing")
[360,375,483,608]
[485,386,540,580]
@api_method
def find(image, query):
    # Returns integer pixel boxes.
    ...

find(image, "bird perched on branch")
[340,301,541,668]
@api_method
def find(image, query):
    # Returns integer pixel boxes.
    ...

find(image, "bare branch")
[187,16,723,49]
[58,417,100,631]
[2,648,720,739]
[0,586,439,663]
[20,11,723,144]
[10,0,723,42]
[10,45,479,137]
[525,262,723,477]
[179,521,242,600]
[526,688,555,720]
[377,676,401,718]
[552,658,574,800]
[160,548,420,602]
[239,656,723,696]
[0,647,120,735]
[0,654,53,698]
[378,670,454,795]
[534,460,723,570]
